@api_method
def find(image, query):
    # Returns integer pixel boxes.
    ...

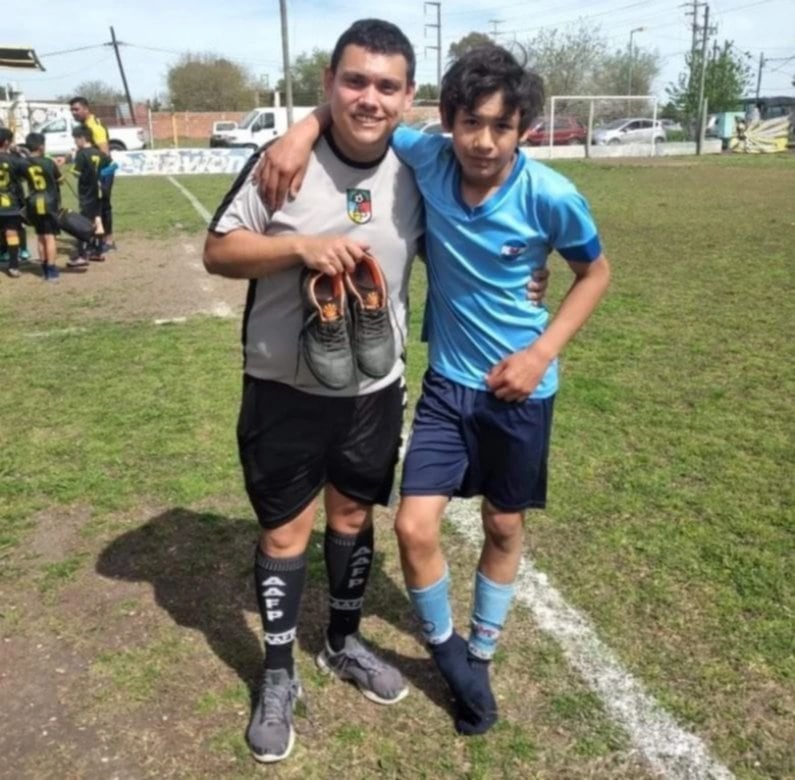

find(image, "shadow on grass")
[96,507,452,714]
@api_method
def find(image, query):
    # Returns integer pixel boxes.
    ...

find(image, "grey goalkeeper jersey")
[211,132,424,397]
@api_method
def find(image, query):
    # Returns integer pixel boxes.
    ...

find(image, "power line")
[39,44,106,58]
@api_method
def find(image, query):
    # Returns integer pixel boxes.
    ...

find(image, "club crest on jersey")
[500,239,528,259]
[500,238,527,260]
[347,188,372,224]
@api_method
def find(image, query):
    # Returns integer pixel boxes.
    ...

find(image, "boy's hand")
[485,344,552,402]
[255,134,314,211]
[527,267,549,304]
[298,235,370,276]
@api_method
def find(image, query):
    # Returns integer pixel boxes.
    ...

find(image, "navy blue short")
[401,369,555,511]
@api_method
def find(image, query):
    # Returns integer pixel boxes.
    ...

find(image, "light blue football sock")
[468,570,516,660]
[408,567,454,646]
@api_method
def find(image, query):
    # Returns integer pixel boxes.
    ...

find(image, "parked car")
[591,118,666,145]
[209,120,238,148]
[660,118,683,133]
[522,116,587,145]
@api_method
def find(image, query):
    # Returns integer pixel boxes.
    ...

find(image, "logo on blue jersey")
[347,188,372,224]
[500,239,527,259]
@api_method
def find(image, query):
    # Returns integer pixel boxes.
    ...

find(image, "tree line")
[65,23,750,126]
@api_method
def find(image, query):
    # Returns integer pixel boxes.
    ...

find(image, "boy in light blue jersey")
[390,45,610,735]
[257,42,610,737]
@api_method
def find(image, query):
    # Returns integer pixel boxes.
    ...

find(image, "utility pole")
[424,2,442,92]
[755,52,765,100]
[108,27,136,124]
[627,26,646,112]
[682,0,705,97]
[279,0,294,126]
[695,3,710,154]
[488,19,504,39]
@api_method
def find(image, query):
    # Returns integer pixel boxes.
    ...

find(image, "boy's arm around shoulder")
[256,106,330,210]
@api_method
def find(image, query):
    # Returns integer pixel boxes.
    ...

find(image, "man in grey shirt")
[204,19,423,764]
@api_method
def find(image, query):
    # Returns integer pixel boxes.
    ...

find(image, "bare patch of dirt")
[27,505,91,565]
[0,235,246,328]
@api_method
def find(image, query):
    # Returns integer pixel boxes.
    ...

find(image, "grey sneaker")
[299,269,354,389]
[317,633,408,705]
[345,255,395,378]
[246,668,302,763]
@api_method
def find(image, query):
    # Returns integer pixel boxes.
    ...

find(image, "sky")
[5,0,795,106]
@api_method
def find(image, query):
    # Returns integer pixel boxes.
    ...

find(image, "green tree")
[58,80,124,104]
[519,23,659,116]
[667,40,751,122]
[524,24,605,100]
[167,54,255,111]
[415,83,440,100]
[277,49,330,106]
[594,48,660,101]
[447,32,493,64]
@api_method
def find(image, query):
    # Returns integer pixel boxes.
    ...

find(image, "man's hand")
[485,344,552,402]
[299,235,370,276]
[527,267,549,305]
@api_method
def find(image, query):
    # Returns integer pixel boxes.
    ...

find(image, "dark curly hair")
[330,19,416,84]
[440,45,544,134]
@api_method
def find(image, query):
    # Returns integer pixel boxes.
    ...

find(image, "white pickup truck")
[34,114,148,156]
[213,106,316,150]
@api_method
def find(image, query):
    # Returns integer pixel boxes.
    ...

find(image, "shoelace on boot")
[260,679,295,725]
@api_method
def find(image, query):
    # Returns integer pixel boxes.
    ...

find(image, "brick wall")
[146,106,440,141]
[149,111,248,141]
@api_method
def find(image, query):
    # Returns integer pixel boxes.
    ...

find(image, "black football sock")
[254,548,306,677]
[324,524,374,652]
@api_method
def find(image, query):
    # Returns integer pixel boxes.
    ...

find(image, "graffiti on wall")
[114,148,253,176]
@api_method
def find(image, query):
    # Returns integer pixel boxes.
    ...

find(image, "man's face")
[324,44,415,162]
[447,90,521,190]
[70,103,88,122]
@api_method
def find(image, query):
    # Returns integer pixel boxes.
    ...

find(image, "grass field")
[0,154,793,779]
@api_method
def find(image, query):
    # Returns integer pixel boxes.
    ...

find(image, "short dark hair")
[440,45,544,133]
[330,19,415,84]
[25,132,45,151]
[72,126,93,142]
[0,127,13,145]
[69,96,89,108]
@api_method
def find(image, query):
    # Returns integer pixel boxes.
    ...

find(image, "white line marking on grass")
[168,177,212,223]
[25,326,87,338]
[209,301,235,318]
[167,178,238,321]
[444,498,735,780]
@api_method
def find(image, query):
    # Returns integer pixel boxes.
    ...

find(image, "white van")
[218,107,316,150]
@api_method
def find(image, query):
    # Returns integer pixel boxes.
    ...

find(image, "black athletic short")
[29,214,59,236]
[237,375,403,529]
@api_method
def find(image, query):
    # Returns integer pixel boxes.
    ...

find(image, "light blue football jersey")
[392,126,602,397]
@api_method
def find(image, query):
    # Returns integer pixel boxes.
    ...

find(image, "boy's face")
[324,44,415,163]
[447,91,521,190]
[74,136,87,149]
